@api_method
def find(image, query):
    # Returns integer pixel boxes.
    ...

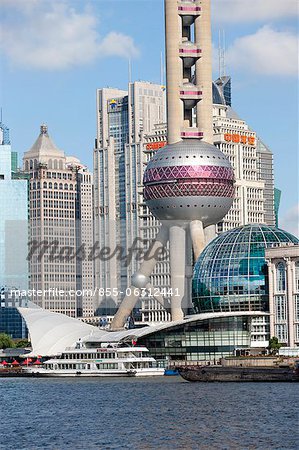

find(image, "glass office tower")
[0,122,28,290]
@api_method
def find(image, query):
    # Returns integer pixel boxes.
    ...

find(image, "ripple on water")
[0,378,298,450]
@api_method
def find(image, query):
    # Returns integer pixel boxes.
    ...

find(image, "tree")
[268,336,282,355]
[0,333,14,349]
[14,339,30,348]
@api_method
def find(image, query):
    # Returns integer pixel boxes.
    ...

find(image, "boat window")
[99,363,118,369]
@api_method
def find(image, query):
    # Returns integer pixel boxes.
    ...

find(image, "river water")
[0,377,298,449]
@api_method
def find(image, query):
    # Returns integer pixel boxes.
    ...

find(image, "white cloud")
[225,26,298,77]
[213,0,299,23]
[280,205,299,237]
[0,0,139,70]
[98,32,140,59]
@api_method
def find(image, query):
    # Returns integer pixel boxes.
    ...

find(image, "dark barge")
[178,364,299,382]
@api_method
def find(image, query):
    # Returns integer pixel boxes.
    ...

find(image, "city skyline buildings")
[0,0,298,363]
[1,0,298,237]
[94,76,276,324]
[0,0,298,326]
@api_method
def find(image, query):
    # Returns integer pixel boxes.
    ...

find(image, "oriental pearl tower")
[110,0,235,330]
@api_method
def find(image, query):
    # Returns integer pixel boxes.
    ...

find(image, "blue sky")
[0,0,298,235]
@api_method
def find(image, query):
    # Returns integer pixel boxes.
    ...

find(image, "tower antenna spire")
[218,29,226,78]
[222,29,226,77]
[128,58,132,84]
[218,30,221,79]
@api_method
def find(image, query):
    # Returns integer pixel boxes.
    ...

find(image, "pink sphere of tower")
[143,139,235,226]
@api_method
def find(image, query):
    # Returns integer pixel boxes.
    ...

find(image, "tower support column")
[190,220,205,260]
[169,225,185,321]
[110,226,169,330]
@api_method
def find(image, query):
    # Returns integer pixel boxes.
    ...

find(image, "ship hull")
[178,366,299,382]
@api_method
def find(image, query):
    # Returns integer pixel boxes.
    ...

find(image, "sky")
[0,0,298,235]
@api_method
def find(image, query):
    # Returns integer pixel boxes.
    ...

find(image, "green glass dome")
[192,224,299,313]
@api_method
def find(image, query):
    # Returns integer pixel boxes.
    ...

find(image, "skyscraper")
[0,121,28,290]
[213,77,275,231]
[23,125,93,317]
[77,168,95,317]
[93,82,166,314]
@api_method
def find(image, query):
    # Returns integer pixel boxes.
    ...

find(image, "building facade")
[0,287,28,339]
[93,82,166,316]
[77,169,95,317]
[137,313,261,363]
[0,122,28,291]
[213,77,275,230]
[23,125,93,317]
[193,224,299,348]
[266,244,299,348]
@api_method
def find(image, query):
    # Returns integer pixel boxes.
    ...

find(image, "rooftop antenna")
[128,58,132,84]
[222,29,226,77]
[218,30,221,79]
[0,107,2,123]
[218,29,226,79]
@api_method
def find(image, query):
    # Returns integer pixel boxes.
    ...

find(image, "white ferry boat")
[23,343,165,377]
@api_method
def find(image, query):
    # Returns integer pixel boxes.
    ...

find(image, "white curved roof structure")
[18,307,105,356]
[18,308,269,357]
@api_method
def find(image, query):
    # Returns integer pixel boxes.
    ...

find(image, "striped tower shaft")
[195,0,213,144]
[165,0,207,143]
[165,0,182,144]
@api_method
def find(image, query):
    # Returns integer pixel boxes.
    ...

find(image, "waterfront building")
[265,244,299,348]
[0,121,28,290]
[192,224,299,348]
[23,125,94,317]
[19,306,264,363]
[135,313,260,363]
[93,82,166,315]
